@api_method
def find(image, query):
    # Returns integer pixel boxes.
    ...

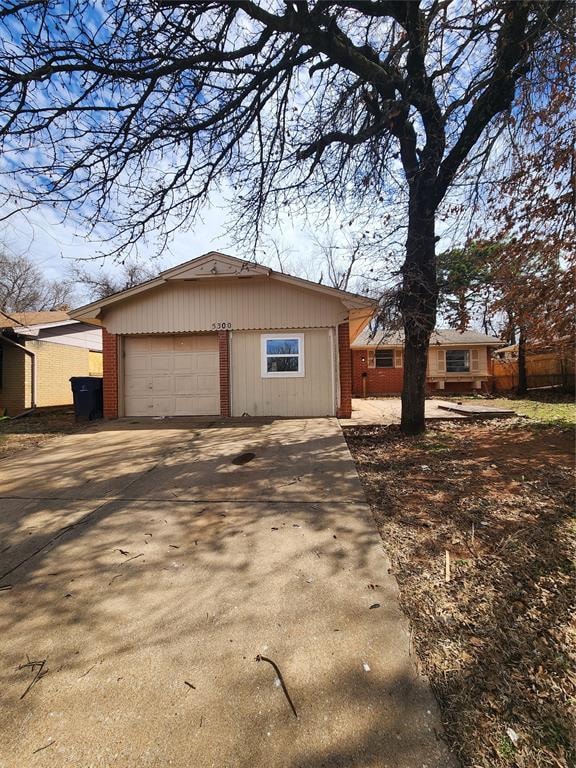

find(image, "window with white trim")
[446,349,470,372]
[261,334,304,377]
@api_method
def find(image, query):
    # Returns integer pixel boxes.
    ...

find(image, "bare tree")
[0,1,570,432]
[69,259,158,301]
[0,250,76,312]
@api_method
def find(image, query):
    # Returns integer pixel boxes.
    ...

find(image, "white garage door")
[124,335,219,417]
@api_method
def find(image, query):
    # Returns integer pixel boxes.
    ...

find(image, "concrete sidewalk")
[348,397,467,425]
[0,418,457,768]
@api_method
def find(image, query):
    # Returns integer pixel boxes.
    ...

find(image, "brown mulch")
[0,407,84,458]
[344,419,576,768]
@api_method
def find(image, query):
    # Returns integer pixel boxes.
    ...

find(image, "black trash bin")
[70,376,103,421]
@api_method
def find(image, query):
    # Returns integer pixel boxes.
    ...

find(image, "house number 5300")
[211,322,232,329]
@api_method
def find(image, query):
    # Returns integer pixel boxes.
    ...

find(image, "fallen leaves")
[345,420,575,768]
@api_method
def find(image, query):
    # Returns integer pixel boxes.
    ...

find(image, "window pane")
[375,349,394,368]
[446,350,469,372]
[266,338,299,355]
[267,356,299,372]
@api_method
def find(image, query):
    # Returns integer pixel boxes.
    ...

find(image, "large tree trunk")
[516,326,528,395]
[400,186,438,435]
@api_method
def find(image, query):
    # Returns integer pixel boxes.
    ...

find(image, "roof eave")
[69,253,378,318]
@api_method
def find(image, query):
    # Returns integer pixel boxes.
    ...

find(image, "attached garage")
[124,334,219,417]
[70,252,376,420]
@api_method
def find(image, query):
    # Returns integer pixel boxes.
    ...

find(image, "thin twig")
[18,658,47,700]
[120,553,144,564]
[255,654,298,718]
[32,740,55,754]
[78,665,96,679]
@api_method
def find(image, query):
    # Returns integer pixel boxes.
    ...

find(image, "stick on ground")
[255,654,298,718]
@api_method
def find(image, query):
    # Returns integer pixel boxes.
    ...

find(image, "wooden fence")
[492,352,576,392]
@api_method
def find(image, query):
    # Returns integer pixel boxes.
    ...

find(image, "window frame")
[374,349,395,368]
[445,349,470,373]
[261,333,305,378]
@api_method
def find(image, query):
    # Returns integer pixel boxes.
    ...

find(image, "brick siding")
[0,340,26,415]
[336,322,352,418]
[218,330,230,417]
[353,346,493,396]
[31,340,91,407]
[102,329,118,419]
[0,338,97,416]
[352,349,403,395]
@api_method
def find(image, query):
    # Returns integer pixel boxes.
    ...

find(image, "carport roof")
[69,251,377,322]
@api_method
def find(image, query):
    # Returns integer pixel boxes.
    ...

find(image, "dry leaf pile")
[344,420,575,768]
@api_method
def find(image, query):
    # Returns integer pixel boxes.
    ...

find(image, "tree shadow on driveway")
[0,418,457,767]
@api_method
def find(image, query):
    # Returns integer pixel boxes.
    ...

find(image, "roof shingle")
[352,326,502,347]
[0,310,71,329]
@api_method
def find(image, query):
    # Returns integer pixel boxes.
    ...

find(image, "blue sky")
[0,194,349,298]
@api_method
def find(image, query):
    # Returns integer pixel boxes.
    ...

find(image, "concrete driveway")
[0,418,456,768]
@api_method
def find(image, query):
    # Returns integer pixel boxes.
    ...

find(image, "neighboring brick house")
[351,326,502,396]
[69,252,376,420]
[0,311,103,416]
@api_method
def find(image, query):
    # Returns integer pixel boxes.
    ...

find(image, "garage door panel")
[126,336,152,353]
[150,355,174,373]
[175,336,216,352]
[196,353,219,372]
[147,336,174,352]
[151,398,174,416]
[172,353,219,374]
[125,396,154,416]
[173,376,197,395]
[173,354,197,373]
[126,377,153,396]
[124,335,219,417]
[196,374,219,392]
[173,395,216,416]
[124,356,150,374]
[151,375,174,395]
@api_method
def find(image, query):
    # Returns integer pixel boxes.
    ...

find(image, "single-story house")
[350,326,503,395]
[0,311,103,416]
[69,252,376,419]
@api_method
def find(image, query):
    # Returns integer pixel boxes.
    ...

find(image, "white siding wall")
[103,278,348,335]
[37,324,103,350]
[231,329,335,417]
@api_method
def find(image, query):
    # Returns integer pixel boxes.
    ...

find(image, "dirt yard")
[0,407,83,458]
[344,418,575,768]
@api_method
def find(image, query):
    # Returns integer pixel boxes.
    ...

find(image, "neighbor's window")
[446,350,470,372]
[375,349,394,368]
[261,334,304,377]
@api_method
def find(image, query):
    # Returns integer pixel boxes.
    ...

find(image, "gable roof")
[0,310,71,329]
[69,251,376,321]
[352,326,503,347]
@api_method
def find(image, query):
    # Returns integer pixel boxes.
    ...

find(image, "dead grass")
[344,419,576,768]
[0,407,84,458]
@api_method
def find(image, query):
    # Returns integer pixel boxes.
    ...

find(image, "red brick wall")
[352,349,404,395]
[337,322,352,418]
[102,329,118,419]
[218,330,230,417]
